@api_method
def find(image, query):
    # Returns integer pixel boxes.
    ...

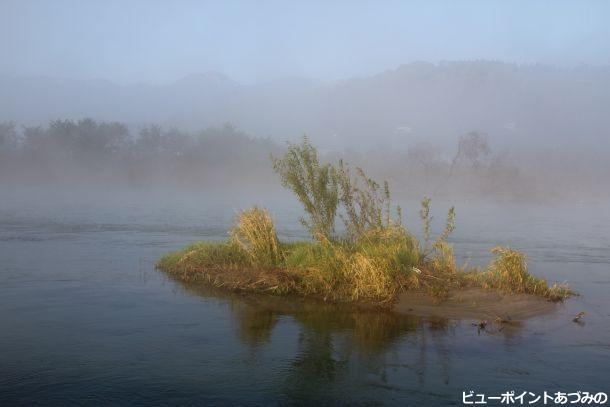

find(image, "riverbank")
[156,232,573,308]
[161,264,560,323]
[395,288,557,320]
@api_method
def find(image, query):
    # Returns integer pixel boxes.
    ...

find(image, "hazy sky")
[1,0,609,84]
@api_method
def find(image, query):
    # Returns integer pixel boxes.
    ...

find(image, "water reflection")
[172,277,528,400]
[2,195,609,404]
[179,280,423,351]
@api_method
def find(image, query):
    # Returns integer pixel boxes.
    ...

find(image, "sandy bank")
[395,288,558,320]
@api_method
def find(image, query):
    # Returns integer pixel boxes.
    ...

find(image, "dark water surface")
[1,188,609,406]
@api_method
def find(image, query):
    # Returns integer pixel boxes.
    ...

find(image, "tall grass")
[476,247,573,301]
[230,207,283,267]
[159,210,423,304]
[158,137,574,305]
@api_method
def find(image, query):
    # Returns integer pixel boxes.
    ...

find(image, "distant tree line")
[0,119,283,188]
[325,131,528,200]
[1,119,606,202]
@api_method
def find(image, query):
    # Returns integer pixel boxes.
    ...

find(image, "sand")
[395,288,558,321]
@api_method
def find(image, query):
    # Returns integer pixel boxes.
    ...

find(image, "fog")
[1,1,609,203]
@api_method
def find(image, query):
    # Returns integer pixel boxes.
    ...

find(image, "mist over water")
[0,113,608,203]
[1,1,610,405]
[2,61,610,203]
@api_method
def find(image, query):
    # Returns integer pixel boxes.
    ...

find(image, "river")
[1,187,609,405]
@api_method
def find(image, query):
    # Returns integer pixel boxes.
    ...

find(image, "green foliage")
[419,197,432,250]
[272,136,339,241]
[273,137,403,243]
[431,241,457,275]
[336,160,399,242]
[158,138,574,305]
[419,197,455,259]
[157,241,251,280]
[478,247,573,301]
[415,201,459,300]
[438,206,456,245]
[159,217,422,304]
[158,222,573,305]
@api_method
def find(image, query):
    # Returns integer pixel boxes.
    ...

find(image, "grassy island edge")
[157,137,574,306]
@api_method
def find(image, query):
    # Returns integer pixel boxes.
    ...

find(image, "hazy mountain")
[2,61,610,152]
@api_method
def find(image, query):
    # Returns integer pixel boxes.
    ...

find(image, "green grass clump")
[159,214,423,304]
[474,247,573,301]
[158,208,573,305]
[157,241,249,280]
[157,137,574,305]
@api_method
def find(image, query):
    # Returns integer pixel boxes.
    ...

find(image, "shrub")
[336,161,393,239]
[272,136,339,241]
[273,137,402,243]
[158,139,574,305]
[419,197,455,261]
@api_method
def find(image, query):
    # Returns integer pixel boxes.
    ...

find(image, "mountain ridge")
[2,60,609,151]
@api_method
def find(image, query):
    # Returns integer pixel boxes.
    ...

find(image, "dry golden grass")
[230,207,283,267]
[157,242,300,294]
[158,212,425,305]
[156,138,576,305]
[158,205,574,305]
[475,246,573,301]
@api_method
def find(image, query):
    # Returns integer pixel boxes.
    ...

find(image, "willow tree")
[272,136,339,241]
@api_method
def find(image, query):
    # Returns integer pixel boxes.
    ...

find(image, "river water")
[1,188,609,405]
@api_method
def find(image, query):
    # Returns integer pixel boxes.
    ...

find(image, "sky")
[1,0,609,84]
